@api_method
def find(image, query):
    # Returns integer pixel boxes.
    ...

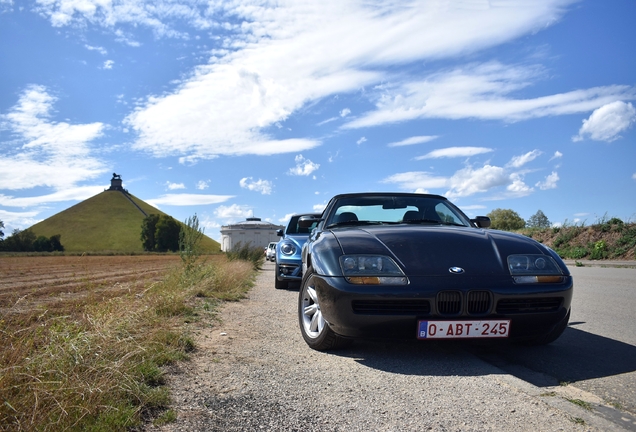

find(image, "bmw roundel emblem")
[449,267,465,274]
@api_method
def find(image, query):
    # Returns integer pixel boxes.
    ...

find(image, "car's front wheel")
[298,268,351,351]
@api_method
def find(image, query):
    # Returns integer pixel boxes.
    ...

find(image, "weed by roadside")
[225,241,265,270]
[519,219,636,260]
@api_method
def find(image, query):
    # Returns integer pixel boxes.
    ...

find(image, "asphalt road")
[155,262,635,431]
[467,265,636,431]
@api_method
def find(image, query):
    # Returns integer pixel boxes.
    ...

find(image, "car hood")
[282,233,311,248]
[332,225,554,276]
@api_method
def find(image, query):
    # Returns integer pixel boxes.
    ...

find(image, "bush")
[225,242,264,270]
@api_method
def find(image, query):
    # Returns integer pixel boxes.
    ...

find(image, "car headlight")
[507,254,563,284]
[279,242,296,256]
[339,255,408,285]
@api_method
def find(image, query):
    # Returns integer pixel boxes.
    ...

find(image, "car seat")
[335,212,358,223]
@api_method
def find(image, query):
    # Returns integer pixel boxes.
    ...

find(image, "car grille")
[496,298,563,314]
[436,290,492,316]
[467,291,492,314]
[351,300,431,315]
[437,291,461,315]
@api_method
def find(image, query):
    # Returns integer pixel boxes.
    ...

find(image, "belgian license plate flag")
[417,320,510,339]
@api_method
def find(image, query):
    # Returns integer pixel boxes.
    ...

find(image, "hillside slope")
[29,190,221,253]
[518,219,636,261]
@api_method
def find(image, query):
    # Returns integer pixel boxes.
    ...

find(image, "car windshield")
[286,215,320,234]
[326,195,470,228]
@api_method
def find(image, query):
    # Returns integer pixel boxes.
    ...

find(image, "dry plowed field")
[0,255,184,315]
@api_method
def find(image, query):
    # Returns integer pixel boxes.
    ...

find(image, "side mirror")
[471,216,491,228]
[298,215,321,228]
[277,229,283,237]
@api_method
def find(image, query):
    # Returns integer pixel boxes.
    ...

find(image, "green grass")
[28,191,220,253]
[567,398,593,411]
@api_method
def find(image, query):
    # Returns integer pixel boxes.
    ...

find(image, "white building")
[220,217,284,252]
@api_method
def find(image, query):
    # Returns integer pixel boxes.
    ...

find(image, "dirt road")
[150,261,621,431]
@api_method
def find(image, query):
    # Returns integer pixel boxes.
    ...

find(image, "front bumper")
[313,274,573,340]
[276,258,302,282]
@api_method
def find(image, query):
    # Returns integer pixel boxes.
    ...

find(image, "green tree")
[49,234,64,252]
[2,229,37,251]
[140,214,161,251]
[155,215,181,252]
[527,210,551,229]
[487,208,526,231]
[33,236,52,252]
[179,214,205,272]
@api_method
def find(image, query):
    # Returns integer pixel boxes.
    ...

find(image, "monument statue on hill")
[109,173,124,191]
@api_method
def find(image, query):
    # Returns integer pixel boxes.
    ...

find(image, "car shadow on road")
[334,325,636,387]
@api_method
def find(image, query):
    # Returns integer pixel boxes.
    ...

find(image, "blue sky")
[1,0,635,243]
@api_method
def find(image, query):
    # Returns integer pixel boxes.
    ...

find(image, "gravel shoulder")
[149,261,615,431]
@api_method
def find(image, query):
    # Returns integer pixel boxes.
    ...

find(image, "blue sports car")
[274,213,320,289]
[297,192,573,351]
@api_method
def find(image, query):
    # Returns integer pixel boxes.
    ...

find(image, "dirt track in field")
[0,255,183,314]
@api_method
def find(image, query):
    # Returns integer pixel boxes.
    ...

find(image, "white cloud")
[446,165,509,198]
[240,177,273,195]
[214,204,253,219]
[0,85,107,191]
[415,146,493,160]
[313,203,327,213]
[165,181,186,190]
[279,213,295,224]
[549,151,563,161]
[340,108,351,117]
[0,208,42,231]
[381,171,448,192]
[196,180,209,190]
[573,101,636,142]
[356,137,367,145]
[104,0,627,160]
[288,155,319,176]
[633,173,636,181]
[536,171,559,190]
[0,186,105,207]
[103,59,114,69]
[506,173,533,196]
[344,63,635,129]
[383,163,539,199]
[147,194,234,206]
[388,135,439,147]
[508,149,542,168]
[85,44,107,55]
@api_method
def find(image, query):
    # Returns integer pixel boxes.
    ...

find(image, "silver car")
[265,242,277,261]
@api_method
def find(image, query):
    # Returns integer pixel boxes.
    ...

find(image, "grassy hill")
[29,190,221,253]
[518,218,636,261]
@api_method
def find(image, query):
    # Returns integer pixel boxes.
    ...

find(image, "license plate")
[417,320,510,339]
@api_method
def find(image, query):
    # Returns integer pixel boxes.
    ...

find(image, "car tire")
[298,268,351,351]
[274,273,288,290]
[525,309,570,346]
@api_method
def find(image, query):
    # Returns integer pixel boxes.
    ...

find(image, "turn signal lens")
[513,276,564,284]
[346,276,408,285]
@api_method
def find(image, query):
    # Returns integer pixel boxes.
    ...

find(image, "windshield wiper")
[402,219,466,227]
[401,218,443,225]
[326,220,383,229]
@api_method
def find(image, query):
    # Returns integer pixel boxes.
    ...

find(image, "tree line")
[486,209,551,231]
[0,221,65,252]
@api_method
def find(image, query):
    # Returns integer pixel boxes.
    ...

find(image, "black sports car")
[297,192,573,351]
